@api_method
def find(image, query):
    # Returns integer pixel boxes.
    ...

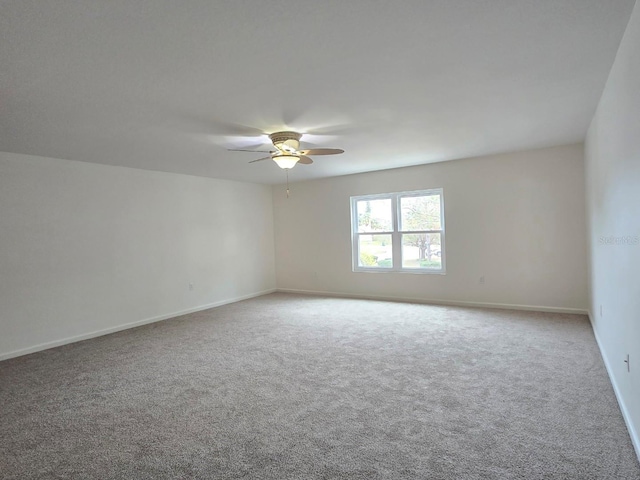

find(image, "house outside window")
[350,189,445,274]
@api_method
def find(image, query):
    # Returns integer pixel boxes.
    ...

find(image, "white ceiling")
[0,1,635,184]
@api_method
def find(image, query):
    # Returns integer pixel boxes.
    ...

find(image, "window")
[350,189,445,273]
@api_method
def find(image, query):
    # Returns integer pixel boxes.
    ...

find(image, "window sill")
[353,268,446,275]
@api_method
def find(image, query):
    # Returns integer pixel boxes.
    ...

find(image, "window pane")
[400,195,441,231]
[358,234,393,268]
[357,199,392,232]
[402,233,442,269]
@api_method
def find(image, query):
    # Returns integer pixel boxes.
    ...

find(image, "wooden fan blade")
[248,156,273,164]
[298,148,344,156]
[297,155,313,165]
[229,149,274,153]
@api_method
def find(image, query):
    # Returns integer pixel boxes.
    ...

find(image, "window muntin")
[351,189,445,273]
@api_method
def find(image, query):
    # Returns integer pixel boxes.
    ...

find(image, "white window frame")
[350,188,446,274]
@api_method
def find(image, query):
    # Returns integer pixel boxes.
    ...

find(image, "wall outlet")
[479,276,485,284]
[189,283,194,291]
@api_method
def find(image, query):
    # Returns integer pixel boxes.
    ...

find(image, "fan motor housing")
[269,131,302,145]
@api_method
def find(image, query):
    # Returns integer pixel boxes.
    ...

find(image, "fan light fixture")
[273,154,300,169]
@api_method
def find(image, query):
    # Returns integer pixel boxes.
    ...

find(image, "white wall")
[585,1,640,458]
[0,152,276,359]
[273,144,588,313]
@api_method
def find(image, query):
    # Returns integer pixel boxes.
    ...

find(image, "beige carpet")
[1,293,638,479]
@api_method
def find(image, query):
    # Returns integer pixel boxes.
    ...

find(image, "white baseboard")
[276,288,589,315]
[0,288,276,362]
[587,311,640,463]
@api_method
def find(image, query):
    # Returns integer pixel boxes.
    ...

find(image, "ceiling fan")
[229,131,344,169]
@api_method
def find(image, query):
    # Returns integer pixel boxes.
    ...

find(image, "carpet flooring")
[1,293,639,479]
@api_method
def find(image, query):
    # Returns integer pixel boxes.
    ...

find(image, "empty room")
[1,1,639,478]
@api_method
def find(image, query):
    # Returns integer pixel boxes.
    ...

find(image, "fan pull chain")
[286,170,290,198]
